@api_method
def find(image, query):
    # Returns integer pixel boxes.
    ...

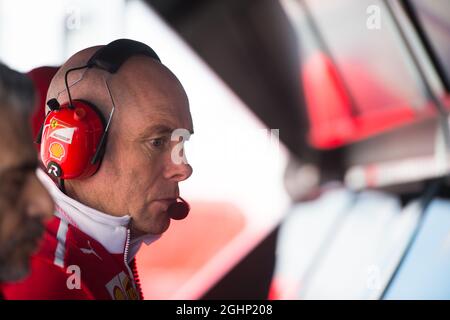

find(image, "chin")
[0,240,37,282]
[0,258,30,282]
[136,216,171,235]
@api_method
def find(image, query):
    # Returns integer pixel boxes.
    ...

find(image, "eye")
[148,137,167,149]
[0,170,28,200]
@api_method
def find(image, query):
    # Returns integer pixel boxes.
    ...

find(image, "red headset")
[37,39,160,180]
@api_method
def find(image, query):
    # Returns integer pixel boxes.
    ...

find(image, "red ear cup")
[40,100,105,179]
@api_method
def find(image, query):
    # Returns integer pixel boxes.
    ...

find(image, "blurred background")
[1,0,449,299]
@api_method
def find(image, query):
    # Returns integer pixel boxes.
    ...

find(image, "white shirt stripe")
[54,219,69,268]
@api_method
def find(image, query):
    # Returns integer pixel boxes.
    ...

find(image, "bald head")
[47,46,107,115]
[49,41,194,236]
[47,45,190,125]
[0,63,35,172]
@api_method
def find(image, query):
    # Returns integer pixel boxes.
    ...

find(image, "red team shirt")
[1,170,159,300]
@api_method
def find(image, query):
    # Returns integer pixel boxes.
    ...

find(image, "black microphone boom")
[168,197,190,220]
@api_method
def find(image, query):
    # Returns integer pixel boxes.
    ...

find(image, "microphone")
[168,197,190,220]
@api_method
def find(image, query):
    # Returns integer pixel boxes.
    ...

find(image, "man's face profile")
[103,59,194,236]
[0,106,54,281]
[58,54,194,237]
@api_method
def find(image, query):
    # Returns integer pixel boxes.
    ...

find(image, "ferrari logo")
[50,119,58,129]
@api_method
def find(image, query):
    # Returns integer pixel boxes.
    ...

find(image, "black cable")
[380,178,442,299]
[59,178,66,194]
[383,0,450,151]
[64,65,88,109]
[399,0,450,92]
[298,0,360,116]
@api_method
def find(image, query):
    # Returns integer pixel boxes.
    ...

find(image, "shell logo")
[49,142,65,161]
[106,271,139,300]
[122,276,139,300]
[113,286,126,300]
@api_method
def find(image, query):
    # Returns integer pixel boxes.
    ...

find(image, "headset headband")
[38,39,162,179]
[86,39,161,74]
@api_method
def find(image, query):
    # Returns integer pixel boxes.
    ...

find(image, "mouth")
[153,198,177,212]
[19,222,45,253]
[18,237,41,256]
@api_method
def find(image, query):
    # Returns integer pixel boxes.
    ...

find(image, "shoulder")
[1,255,92,299]
[1,216,93,299]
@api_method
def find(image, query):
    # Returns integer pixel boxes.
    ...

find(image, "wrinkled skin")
[47,47,194,238]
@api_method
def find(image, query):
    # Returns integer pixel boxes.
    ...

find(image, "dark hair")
[0,62,34,116]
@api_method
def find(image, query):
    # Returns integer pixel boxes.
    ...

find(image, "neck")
[64,180,117,217]
[36,168,161,258]
[130,223,147,241]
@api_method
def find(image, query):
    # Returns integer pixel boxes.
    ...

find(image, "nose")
[24,174,54,221]
[164,161,193,182]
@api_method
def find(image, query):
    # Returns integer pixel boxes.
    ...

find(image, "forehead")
[115,66,194,137]
[0,108,36,172]
[124,100,194,140]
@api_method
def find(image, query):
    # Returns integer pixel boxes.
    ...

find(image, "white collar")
[36,169,160,262]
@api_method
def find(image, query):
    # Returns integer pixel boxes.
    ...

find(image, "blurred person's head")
[27,66,60,142]
[0,63,54,282]
[46,41,193,238]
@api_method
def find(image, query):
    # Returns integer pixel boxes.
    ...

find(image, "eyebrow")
[139,124,194,139]
[0,160,38,180]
